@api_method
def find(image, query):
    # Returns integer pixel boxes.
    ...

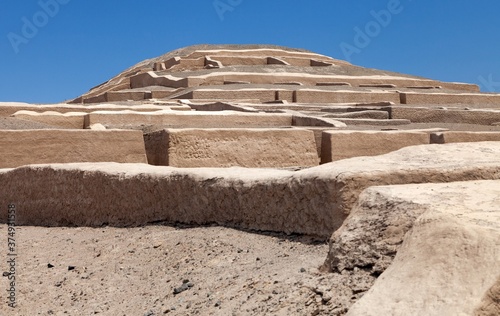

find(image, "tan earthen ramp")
[294,89,400,104]
[2,142,500,237]
[0,130,147,168]
[326,180,500,315]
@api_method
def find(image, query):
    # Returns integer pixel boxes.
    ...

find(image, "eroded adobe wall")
[401,92,500,105]
[0,130,147,168]
[390,106,500,125]
[12,111,87,129]
[144,128,319,168]
[0,102,184,117]
[2,142,500,237]
[321,130,430,163]
[84,110,293,129]
[295,90,400,104]
[430,131,500,144]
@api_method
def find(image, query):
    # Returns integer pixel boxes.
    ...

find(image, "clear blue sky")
[1,0,500,103]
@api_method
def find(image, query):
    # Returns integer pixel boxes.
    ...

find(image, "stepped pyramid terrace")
[1,45,499,315]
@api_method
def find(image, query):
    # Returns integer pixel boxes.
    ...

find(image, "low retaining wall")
[0,130,147,168]
[12,111,87,129]
[400,92,500,105]
[331,118,411,126]
[0,102,186,117]
[321,130,430,163]
[144,128,319,168]
[2,142,500,237]
[295,90,400,104]
[177,89,277,103]
[84,110,293,129]
[390,106,500,125]
[430,131,500,144]
[105,91,152,102]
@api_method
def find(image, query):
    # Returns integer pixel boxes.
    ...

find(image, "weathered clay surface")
[430,131,500,143]
[401,91,500,105]
[327,180,500,315]
[0,116,61,129]
[0,130,147,168]
[391,106,500,125]
[321,130,429,162]
[295,89,400,104]
[12,110,87,129]
[291,114,347,128]
[323,110,389,119]
[332,118,411,126]
[2,142,500,237]
[188,101,259,112]
[0,102,188,117]
[144,128,319,168]
[84,110,293,129]
[175,88,278,103]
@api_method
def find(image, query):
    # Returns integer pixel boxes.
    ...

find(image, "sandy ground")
[0,224,373,316]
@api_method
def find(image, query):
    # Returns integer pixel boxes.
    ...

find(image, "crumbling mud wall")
[2,142,500,237]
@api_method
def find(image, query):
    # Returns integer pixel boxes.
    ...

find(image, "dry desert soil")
[1,223,370,316]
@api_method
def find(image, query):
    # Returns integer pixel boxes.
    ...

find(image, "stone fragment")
[330,180,500,316]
